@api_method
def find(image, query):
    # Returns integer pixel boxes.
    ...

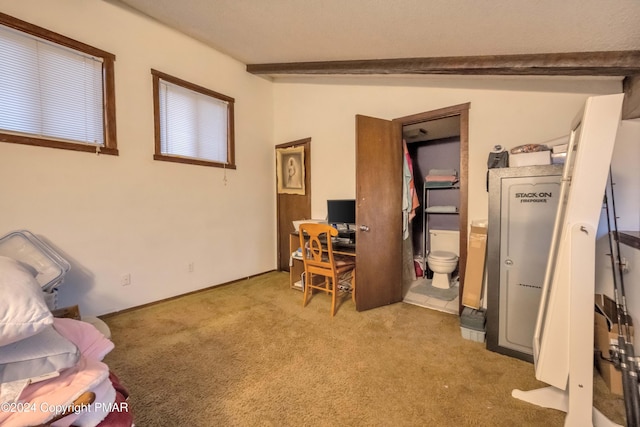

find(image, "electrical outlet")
[188,262,194,273]
[121,273,131,286]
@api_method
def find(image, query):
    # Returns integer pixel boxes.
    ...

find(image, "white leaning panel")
[533,93,624,389]
[514,93,624,427]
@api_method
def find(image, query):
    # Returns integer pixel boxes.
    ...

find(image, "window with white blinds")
[152,69,235,169]
[0,13,117,154]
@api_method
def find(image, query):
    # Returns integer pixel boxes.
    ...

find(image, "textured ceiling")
[108,0,640,65]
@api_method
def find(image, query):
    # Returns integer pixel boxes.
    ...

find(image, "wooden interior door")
[355,115,403,311]
[276,138,311,271]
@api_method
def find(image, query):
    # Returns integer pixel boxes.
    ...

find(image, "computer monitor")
[327,199,356,229]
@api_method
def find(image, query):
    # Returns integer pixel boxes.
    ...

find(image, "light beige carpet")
[102,271,626,426]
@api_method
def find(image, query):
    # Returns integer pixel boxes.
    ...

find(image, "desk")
[289,232,355,290]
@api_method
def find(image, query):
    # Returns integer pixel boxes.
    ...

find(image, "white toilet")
[427,229,459,289]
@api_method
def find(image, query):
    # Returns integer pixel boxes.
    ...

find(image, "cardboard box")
[462,224,488,309]
[594,293,634,395]
[595,294,634,358]
[509,151,551,167]
[596,358,623,395]
[51,305,81,320]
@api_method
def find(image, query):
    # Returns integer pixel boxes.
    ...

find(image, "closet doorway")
[353,104,469,314]
[398,104,469,315]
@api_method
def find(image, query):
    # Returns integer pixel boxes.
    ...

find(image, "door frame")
[394,103,470,314]
[276,138,311,272]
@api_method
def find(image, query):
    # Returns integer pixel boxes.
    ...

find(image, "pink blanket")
[425,174,458,182]
[0,318,128,427]
[53,318,114,362]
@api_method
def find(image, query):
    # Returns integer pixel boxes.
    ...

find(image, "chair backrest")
[298,223,339,277]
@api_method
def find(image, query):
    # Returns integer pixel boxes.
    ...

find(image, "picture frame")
[276,146,305,195]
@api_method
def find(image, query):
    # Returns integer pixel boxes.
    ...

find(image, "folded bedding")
[0,356,109,427]
[0,318,132,427]
[427,168,457,177]
[0,324,80,383]
[0,251,131,426]
[425,180,458,188]
[425,174,458,182]
[425,205,458,213]
[52,372,117,427]
[53,317,114,361]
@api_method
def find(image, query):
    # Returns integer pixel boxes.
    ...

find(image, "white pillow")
[0,256,53,346]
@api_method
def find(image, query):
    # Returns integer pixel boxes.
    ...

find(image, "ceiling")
[403,116,460,144]
[109,0,640,69]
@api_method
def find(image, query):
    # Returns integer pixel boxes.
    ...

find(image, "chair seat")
[335,257,355,268]
[335,258,355,276]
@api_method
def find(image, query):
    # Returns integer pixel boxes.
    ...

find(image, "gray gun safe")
[486,164,563,362]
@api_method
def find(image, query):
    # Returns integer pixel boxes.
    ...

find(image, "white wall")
[272,75,622,224]
[0,0,276,315]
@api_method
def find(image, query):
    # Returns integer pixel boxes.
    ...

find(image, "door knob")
[359,225,370,232]
[504,259,514,266]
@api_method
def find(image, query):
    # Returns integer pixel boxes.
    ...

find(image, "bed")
[0,231,134,427]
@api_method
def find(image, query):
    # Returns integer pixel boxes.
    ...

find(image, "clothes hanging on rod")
[402,140,420,240]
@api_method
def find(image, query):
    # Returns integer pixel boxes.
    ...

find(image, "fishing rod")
[604,168,640,426]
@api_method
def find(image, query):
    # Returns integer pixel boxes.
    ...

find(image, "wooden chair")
[299,223,356,316]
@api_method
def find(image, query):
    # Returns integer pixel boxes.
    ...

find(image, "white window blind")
[0,24,104,146]
[158,79,229,163]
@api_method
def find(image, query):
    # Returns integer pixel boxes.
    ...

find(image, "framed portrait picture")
[276,146,305,195]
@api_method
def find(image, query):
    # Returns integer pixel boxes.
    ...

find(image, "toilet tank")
[429,229,459,256]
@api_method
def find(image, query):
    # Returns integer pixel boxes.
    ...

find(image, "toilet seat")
[428,250,458,289]
[428,250,457,262]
